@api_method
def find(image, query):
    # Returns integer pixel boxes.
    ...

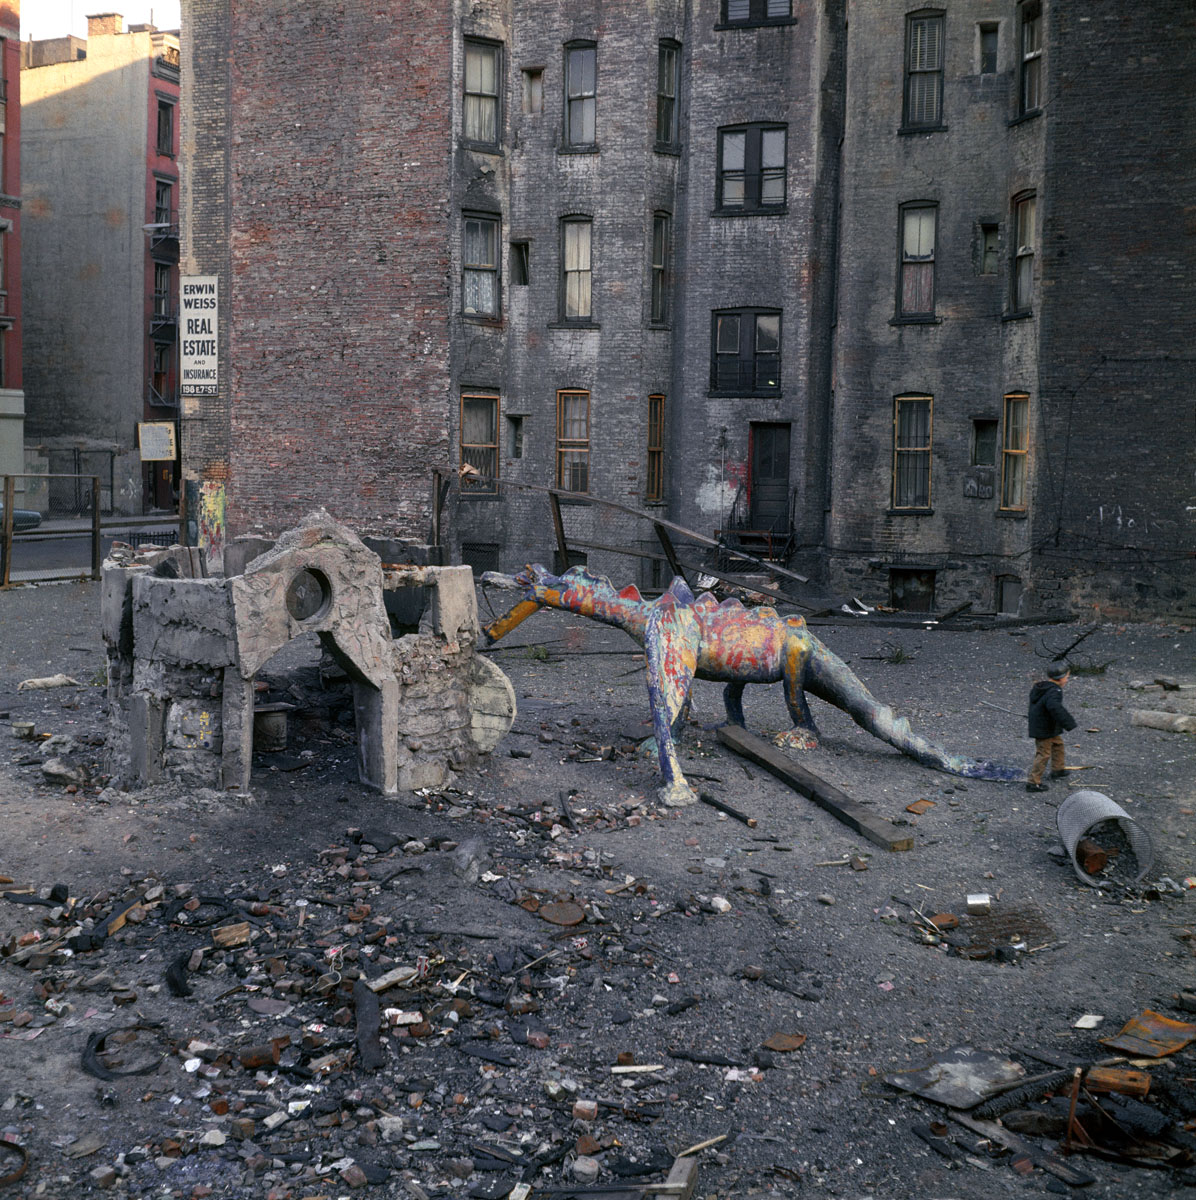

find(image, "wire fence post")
[91,476,102,580]
[1,475,13,588]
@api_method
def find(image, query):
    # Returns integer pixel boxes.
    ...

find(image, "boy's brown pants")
[1028,735,1065,784]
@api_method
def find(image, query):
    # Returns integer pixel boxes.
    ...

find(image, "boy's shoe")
[1049,770,1068,779]
[1025,782,1049,793]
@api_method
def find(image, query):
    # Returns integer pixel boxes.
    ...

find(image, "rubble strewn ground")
[1,578,1194,1200]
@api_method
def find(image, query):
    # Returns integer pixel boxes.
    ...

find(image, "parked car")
[0,502,42,531]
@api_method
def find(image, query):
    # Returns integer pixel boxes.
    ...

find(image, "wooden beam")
[716,725,913,852]
[548,490,570,570]
[653,522,689,588]
[541,482,809,585]
[649,1155,698,1200]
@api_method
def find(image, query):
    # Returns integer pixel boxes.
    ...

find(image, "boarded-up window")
[646,395,665,502]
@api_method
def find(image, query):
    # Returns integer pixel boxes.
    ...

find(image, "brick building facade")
[180,0,1195,616]
[0,1,23,488]
[21,13,180,514]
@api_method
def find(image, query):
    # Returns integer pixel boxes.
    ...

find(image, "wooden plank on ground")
[716,725,913,852]
[649,1154,699,1200]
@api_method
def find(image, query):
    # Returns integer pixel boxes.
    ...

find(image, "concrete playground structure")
[101,512,515,793]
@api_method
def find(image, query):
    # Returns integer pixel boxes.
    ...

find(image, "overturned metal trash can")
[1056,790,1154,886]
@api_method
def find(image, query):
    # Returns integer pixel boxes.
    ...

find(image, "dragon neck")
[536,569,650,641]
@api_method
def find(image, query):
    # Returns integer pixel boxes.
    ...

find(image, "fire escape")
[147,189,178,410]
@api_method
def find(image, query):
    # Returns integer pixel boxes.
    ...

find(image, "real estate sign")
[180,276,219,396]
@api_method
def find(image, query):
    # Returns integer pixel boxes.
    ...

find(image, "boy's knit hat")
[1047,661,1069,680]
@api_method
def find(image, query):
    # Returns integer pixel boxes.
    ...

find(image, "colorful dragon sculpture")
[481,565,1022,807]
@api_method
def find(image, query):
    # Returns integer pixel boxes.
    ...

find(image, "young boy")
[1026,661,1076,792]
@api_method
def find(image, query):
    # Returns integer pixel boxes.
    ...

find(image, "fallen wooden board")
[716,726,914,852]
[947,1111,1095,1187]
[651,1154,698,1200]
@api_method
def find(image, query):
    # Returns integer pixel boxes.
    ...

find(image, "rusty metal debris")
[1099,1009,1196,1058]
[0,1141,29,1187]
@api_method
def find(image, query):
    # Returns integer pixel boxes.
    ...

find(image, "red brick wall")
[226,0,453,540]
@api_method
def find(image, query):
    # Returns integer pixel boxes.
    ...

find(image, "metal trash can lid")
[1056,789,1153,886]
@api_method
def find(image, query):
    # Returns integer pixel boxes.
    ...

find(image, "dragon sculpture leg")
[644,586,702,806]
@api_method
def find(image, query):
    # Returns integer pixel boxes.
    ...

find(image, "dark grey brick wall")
[1032,1,1196,618]
[828,0,1046,612]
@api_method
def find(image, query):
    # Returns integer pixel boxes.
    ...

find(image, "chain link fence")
[1,475,179,587]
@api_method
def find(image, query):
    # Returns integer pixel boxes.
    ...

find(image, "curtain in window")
[563,222,591,319]
[463,219,497,316]
[464,45,497,143]
[902,208,935,314]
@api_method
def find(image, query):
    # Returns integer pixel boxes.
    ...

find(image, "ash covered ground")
[0,579,1193,1200]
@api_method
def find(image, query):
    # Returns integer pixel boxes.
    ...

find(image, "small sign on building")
[138,421,177,462]
[180,275,219,396]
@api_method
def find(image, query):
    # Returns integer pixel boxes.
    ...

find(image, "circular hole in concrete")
[285,568,332,623]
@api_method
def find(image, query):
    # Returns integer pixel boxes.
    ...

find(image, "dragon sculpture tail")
[802,638,1024,781]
